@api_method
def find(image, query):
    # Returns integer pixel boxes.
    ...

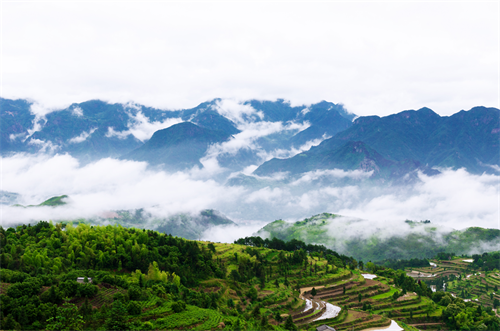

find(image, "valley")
[1,97,499,330]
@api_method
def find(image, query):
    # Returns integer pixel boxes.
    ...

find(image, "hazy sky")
[2,1,499,116]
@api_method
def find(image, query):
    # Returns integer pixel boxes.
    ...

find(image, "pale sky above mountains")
[2,1,498,117]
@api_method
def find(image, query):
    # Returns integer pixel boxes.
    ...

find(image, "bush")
[127,301,142,315]
[247,287,258,302]
[60,280,79,297]
[171,301,186,313]
[128,286,141,301]
[77,283,98,298]
[6,278,42,298]
[113,292,126,302]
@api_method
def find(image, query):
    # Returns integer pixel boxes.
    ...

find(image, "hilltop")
[256,213,500,262]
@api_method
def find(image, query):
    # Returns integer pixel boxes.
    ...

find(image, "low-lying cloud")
[1,154,498,245]
[105,110,183,142]
[69,128,97,143]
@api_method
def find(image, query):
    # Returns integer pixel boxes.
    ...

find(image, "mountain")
[0,98,35,153]
[7,193,235,240]
[255,106,500,177]
[0,97,354,168]
[95,208,235,240]
[254,140,439,180]
[0,191,20,205]
[285,101,354,148]
[3,97,497,179]
[256,213,500,262]
[121,122,233,170]
[11,195,69,208]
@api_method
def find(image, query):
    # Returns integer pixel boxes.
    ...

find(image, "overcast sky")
[2,1,498,117]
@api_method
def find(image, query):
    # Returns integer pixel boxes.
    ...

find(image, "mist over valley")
[1,97,499,262]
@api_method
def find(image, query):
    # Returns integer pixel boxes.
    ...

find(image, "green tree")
[358,293,362,302]
[172,301,186,313]
[1,314,21,331]
[252,304,261,319]
[260,315,269,328]
[127,301,142,315]
[284,315,297,331]
[128,286,141,301]
[46,303,84,331]
[311,287,317,296]
[105,300,129,330]
[247,287,258,302]
[79,298,93,320]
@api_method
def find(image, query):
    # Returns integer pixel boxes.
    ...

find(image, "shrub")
[172,301,186,313]
[77,283,98,298]
[128,286,141,301]
[127,301,142,315]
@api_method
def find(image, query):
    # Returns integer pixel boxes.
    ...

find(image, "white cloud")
[9,133,27,141]
[0,155,497,244]
[291,169,374,186]
[106,111,183,142]
[69,128,97,143]
[200,119,310,171]
[0,154,245,227]
[214,99,263,124]
[245,187,285,203]
[257,134,330,162]
[2,2,497,116]
[27,139,59,153]
[201,221,267,244]
[72,106,83,117]
[26,103,52,137]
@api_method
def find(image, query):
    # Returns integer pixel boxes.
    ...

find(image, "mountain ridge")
[2,97,498,179]
[255,106,499,177]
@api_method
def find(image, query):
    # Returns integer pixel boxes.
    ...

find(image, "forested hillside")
[1,222,499,330]
[257,213,500,262]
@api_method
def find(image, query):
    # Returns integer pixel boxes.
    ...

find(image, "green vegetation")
[257,214,500,262]
[12,195,68,208]
[1,222,499,330]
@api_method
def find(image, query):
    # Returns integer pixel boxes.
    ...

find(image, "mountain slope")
[256,214,500,262]
[255,106,500,176]
[254,140,438,180]
[0,98,35,154]
[24,100,158,161]
[99,208,235,240]
[122,122,232,169]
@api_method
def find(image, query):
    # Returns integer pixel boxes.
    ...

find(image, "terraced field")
[407,257,500,310]
[290,272,447,331]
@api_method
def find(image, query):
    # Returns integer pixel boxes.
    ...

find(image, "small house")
[76,277,92,284]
